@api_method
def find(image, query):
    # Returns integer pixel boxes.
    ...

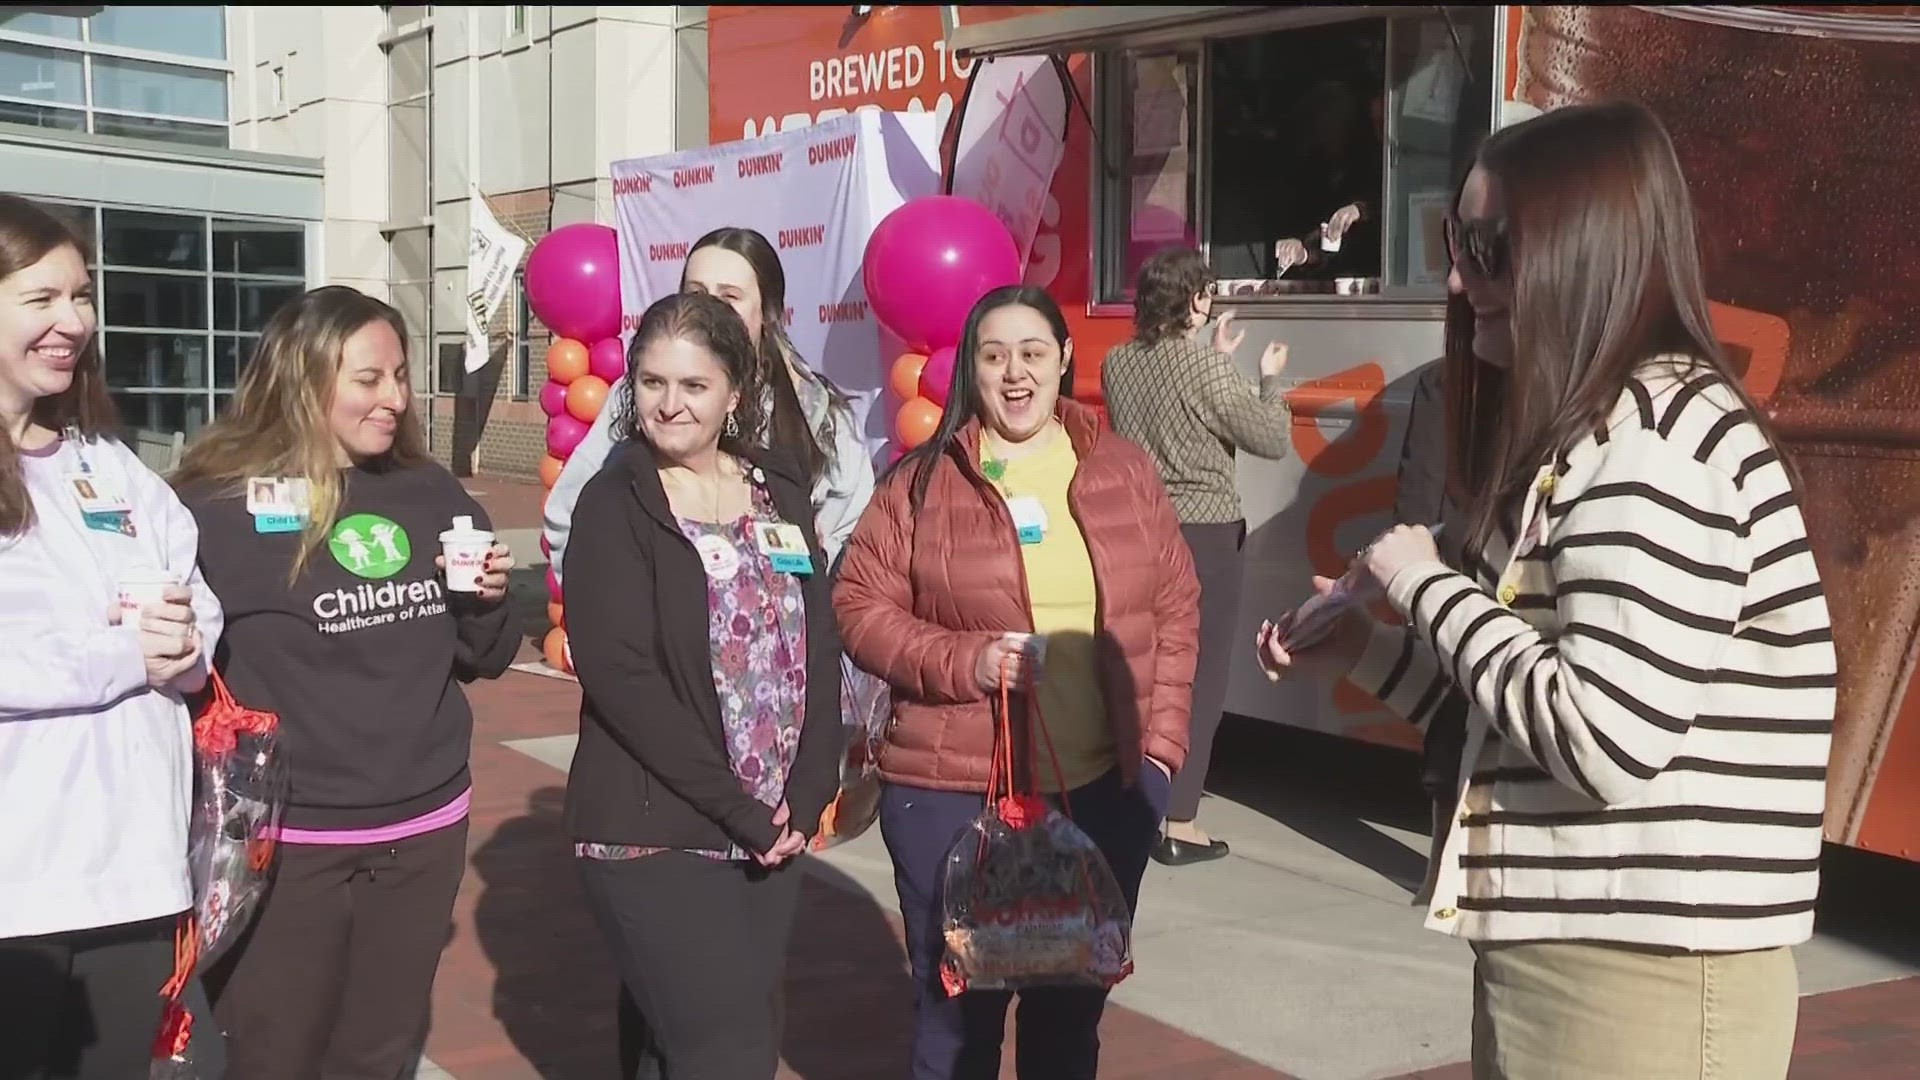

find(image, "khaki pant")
[1471,939,1798,1080]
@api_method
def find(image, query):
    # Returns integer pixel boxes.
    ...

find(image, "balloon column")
[864,196,1021,463]
[526,222,623,675]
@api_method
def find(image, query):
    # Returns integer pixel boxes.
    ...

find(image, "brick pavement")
[436,667,1920,1080]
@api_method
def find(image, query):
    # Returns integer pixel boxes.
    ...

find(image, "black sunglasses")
[1444,213,1509,279]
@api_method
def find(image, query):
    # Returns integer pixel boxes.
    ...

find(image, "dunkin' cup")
[116,568,180,619]
[439,516,494,593]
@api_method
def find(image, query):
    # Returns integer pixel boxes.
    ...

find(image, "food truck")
[706,5,1920,862]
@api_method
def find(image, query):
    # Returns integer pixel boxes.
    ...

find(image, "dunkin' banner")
[611,110,943,454]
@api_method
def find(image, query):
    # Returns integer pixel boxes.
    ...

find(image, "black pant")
[880,765,1170,1080]
[206,820,469,1080]
[580,852,804,1080]
[0,913,179,1080]
[1169,520,1247,822]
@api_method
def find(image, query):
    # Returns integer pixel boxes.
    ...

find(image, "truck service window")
[1094,9,1494,305]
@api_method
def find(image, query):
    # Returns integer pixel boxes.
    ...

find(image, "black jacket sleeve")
[563,472,784,854]
[447,493,522,682]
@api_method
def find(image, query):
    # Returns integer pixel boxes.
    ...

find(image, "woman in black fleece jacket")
[173,286,520,1080]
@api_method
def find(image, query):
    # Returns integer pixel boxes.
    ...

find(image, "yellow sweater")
[984,427,1112,792]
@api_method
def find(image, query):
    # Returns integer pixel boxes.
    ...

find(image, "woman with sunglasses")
[1102,246,1290,866]
[1260,102,1833,1079]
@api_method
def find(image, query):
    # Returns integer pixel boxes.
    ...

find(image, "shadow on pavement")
[469,784,914,1078]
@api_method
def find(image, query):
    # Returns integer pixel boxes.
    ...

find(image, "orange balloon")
[889,352,928,402]
[543,626,571,673]
[895,397,943,449]
[547,601,565,630]
[547,339,591,384]
[539,454,564,489]
[566,375,610,423]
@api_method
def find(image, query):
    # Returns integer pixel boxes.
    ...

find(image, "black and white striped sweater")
[1350,357,1835,952]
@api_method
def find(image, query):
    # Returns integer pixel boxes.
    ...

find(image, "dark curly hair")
[1132,246,1213,345]
[610,291,766,458]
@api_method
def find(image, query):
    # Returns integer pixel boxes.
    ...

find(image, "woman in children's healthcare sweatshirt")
[0,194,224,1077]
[175,285,521,1079]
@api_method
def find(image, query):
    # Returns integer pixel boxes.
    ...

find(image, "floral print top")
[576,475,809,863]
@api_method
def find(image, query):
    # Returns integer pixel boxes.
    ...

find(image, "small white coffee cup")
[116,568,181,619]
[439,515,495,593]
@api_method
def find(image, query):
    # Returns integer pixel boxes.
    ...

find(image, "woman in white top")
[0,194,223,1076]
[1260,102,1834,1079]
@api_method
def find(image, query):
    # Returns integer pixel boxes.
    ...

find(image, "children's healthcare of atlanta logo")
[327,513,412,579]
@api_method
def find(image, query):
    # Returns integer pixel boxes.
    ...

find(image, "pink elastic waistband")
[275,787,471,846]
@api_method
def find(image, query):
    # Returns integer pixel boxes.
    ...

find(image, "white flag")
[943,56,1072,268]
[465,185,528,374]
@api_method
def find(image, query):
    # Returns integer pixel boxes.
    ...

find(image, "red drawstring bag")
[937,656,1134,996]
[152,671,290,1078]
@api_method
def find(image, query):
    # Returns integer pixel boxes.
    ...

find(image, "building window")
[38,202,311,440]
[0,6,230,149]
[512,271,532,399]
[1093,9,1494,304]
[508,6,528,38]
[383,13,434,397]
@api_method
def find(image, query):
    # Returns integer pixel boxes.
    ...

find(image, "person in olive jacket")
[561,291,845,1080]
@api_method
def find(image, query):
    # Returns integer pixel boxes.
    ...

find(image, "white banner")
[944,55,1071,269]
[611,110,943,455]
[465,186,527,374]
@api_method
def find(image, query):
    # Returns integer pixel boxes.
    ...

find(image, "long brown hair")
[680,227,849,485]
[0,195,117,537]
[174,286,428,579]
[1443,101,1777,556]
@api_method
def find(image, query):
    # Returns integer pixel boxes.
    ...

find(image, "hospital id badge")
[755,521,814,575]
[247,476,311,534]
[69,471,134,534]
[1006,496,1048,545]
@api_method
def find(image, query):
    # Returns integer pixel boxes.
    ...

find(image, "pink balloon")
[547,567,563,603]
[918,345,958,408]
[588,337,626,383]
[547,414,590,460]
[538,379,569,418]
[863,196,1021,354]
[526,224,623,343]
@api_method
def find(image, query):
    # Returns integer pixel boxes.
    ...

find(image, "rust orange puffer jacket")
[833,400,1201,793]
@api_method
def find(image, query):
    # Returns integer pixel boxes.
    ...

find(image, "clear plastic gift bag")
[809,657,891,852]
[153,672,288,1078]
[187,672,289,965]
[937,659,1134,996]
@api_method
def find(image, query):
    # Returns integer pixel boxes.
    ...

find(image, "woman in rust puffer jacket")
[834,285,1201,1080]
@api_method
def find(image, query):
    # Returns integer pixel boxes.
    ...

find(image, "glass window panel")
[1384,10,1494,295]
[407,334,432,395]
[387,6,428,33]
[1097,54,1197,304]
[513,273,532,399]
[92,111,228,148]
[88,6,227,61]
[213,219,304,276]
[388,33,428,103]
[213,335,258,389]
[30,200,95,256]
[1203,23,1388,289]
[436,341,464,395]
[389,280,431,343]
[0,12,83,39]
[389,228,431,284]
[93,56,228,121]
[213,278,302,332]
[388,98,430,223]
[111,391,212,439]
[103,210,205,271]
[102,331,208,389]
[0,41,84,105]
[102,271,206,329]
[0,99,85,133]
[213,390,235,418]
